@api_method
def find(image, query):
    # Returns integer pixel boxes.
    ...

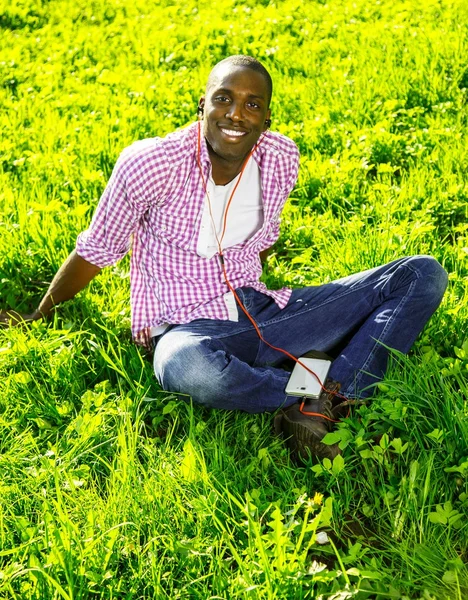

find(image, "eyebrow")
[212,87,266,101]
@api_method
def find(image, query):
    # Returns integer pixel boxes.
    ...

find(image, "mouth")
[219,126,249,139]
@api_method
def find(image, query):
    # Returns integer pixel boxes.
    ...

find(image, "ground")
[0,0,467,597]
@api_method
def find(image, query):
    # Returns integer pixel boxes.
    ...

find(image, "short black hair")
[206,55,273,106]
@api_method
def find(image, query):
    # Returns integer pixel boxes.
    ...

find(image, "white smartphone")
[285,357,332,399]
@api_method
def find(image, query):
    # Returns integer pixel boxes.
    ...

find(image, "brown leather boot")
[277,379,342,463]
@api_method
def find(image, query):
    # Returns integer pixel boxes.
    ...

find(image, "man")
[0,55,448,461]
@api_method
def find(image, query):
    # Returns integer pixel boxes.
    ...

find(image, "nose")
[225,101,244,122]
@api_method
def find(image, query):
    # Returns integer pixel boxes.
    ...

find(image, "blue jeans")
[153,256,448,413]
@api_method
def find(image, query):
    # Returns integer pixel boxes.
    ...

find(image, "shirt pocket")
[149,208,195,250]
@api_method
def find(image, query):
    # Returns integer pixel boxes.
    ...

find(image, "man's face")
[199,65,271,164]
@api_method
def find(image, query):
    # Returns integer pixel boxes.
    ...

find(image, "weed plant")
[0,0,467,598]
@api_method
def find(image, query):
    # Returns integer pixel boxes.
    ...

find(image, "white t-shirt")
[196,158,263,258]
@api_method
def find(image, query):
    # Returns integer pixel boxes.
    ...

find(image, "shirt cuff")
[75,231,129,268]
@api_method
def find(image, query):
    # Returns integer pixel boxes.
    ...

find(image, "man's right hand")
[0,251,101,330]
[0,310,42,329]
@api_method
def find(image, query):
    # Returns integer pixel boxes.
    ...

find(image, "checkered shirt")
[76,122,300,348]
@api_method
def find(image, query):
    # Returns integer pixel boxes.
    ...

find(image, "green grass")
[0,0,467,597]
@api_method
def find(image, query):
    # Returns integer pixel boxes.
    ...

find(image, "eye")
[214,95,230,103]
[247,101,261,110]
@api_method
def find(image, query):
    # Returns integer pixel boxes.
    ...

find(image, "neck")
[207,145,250,186]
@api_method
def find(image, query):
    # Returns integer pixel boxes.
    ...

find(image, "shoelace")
[299,381,342,422]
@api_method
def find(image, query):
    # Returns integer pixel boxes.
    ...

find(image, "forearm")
[33,250,101,318]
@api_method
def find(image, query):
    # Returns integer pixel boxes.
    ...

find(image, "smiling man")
[1,55,448,462]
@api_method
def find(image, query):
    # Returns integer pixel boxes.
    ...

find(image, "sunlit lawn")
[0,0,467,597]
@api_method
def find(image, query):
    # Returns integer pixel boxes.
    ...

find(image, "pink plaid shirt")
[76,122,300,348]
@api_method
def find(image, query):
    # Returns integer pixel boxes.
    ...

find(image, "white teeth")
[221,128,246,137]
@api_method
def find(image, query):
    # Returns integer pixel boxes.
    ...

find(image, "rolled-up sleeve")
[76,140,168,267]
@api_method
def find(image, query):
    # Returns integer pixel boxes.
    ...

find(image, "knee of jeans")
[410,255,448,304]
[153,331,230,407]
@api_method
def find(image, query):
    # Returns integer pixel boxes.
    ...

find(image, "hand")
[0,310,41,329]
[0,252,101,331]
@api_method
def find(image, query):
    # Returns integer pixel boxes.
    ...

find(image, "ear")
[197,97,205,119]
[263,108,272,131]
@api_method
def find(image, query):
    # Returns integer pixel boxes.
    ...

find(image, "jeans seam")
[252,328,265,366]
[212,324,259,340]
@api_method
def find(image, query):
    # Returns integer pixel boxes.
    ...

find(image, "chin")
[210,140,248,162]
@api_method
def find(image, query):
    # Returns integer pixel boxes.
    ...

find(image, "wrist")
[36,297,55,319]
[30,308,47,321]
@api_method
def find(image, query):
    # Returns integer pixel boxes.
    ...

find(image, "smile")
[220,128,248,138]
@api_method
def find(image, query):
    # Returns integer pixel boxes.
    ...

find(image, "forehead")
[207,64,268,99]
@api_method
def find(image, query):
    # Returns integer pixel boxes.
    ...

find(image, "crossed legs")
[153,256,448,413]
